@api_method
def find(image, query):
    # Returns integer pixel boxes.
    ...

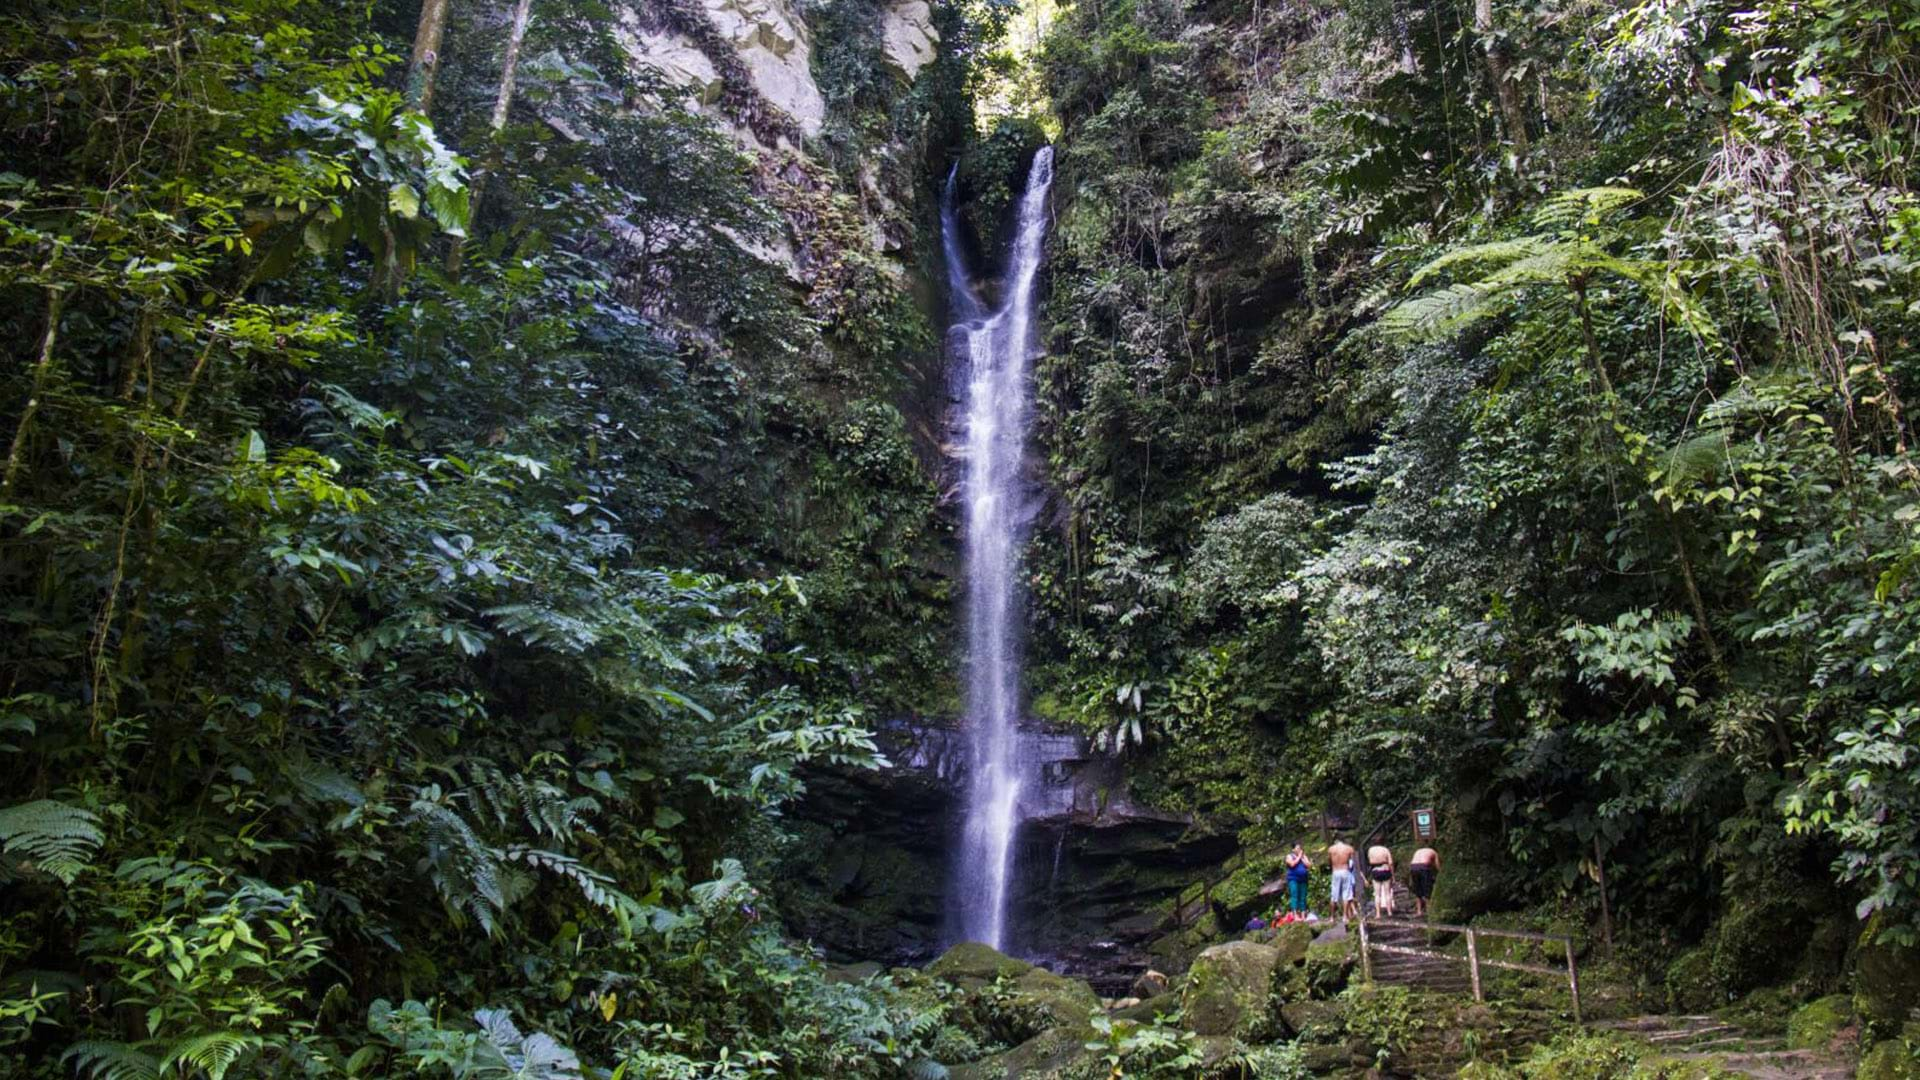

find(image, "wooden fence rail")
[1356,917,1582,1022]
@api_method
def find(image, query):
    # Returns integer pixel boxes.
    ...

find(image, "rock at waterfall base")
[927,941,1034,985]
[1180,940,1284,1037]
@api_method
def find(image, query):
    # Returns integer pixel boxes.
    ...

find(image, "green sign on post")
[1411,808,1436,841]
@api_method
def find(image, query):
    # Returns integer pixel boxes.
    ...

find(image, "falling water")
[949,146,1055,951]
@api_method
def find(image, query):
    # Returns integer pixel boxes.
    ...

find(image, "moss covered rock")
[1007,967,1100,1030]
[1788,994,1854,1050]
[1305,939,1354,999]
[1181,940,1282,1037]
[929,941,1033,985]
[1710,898,1792,997]
[1854,921,1920,1039]
[1666,945,1723,1013]
[945,1025,1091,1080]
[1857,1038,1920,1080]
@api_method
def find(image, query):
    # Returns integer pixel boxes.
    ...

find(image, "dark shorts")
[1371,865,1393,883]
[1411,864,1437,898]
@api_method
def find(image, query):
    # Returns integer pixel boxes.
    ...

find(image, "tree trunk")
[2,289,64,496]
[1592,836,1614,956]
[448,0,534,276]
[1473,0,1529,153]
[1575,279,1726,671]
[407,0,454,112]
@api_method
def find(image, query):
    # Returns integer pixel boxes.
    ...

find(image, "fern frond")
[1380,283,1509,340]
[63,1040,161,1080]
[0,799,104,884]
[409,798,506,934]
[1406,235,1558,288]
[159,1032,264,1080]
[1534,186,1645,228]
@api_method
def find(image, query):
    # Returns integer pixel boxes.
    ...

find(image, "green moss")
[1181,940,1282,1038]
[1786,993,1853,1049]
[930,941,1034,984]
[1304,939,1354,999]
[1710,898,1791,997]
[1855,918,1920,1040]
[1857,1038,1920,1080]
[1665,946,1723,1013]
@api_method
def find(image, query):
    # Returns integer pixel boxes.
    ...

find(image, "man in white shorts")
[1326,836,1358,922]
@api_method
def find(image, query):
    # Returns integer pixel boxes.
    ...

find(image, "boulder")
[928,941,1032,985]
[1856,1033,1920,1079]
[1280,998,1347,1043]
[1855,920,1920,1039]
[1132,969,1170,998]
[946,1026,1092,1080]
[1180,940,1282,1037]
[1110,994,1178,1024]
[1305,940,1355,999]
[1007,966,1100,1029]
[1787,994,1854,1050]
[824,960,883,984]
[1273,922,1314,966]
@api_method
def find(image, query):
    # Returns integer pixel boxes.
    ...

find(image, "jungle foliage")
[1022,0,1920,977]
[0,0,985,1075]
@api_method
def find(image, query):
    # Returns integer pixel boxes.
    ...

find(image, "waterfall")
[948,146,1054,951]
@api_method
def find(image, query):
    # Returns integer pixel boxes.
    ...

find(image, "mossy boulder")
[1857,1038,1920,1080]
[1280,997,1346,1043]
[946,1025,1091,1080]
[1180,940,1282,1037]
[1665,945,1723,1013]
[929,941,1033,985]
[1710,898,1792,997]
[1007,966,1100,1030]
[1272,921,1314,966]
[1305,939,1355,999]
[1854,921,1920,1039]
[1788,994,1854,1050]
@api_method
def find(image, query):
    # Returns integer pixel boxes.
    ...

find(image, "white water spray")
[948,147,1054,951]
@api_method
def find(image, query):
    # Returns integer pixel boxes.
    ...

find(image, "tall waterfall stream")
[947,147,1054,951]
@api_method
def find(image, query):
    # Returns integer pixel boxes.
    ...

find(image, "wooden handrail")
[1356,915,1583,1021]
[1364,917,1569,943]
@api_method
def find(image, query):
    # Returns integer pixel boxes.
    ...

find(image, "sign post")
[1410,807,1436,842]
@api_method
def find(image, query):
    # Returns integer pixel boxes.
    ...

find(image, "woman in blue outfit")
[1284,843,1312,913]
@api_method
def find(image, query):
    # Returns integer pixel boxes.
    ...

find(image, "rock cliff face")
[617,0,942,283]
[780,720,1240,980]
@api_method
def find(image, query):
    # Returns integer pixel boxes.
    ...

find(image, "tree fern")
[0,799,104,883]
[62,1040,160,1080]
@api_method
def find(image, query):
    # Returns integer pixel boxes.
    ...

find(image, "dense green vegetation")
[0,0,977,1074]
[5,0,1920,1075]
[1024,0,1920,964]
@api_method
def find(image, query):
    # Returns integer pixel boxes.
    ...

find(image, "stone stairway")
[1594,1015,1853,1079]
[1360,918,1474,994]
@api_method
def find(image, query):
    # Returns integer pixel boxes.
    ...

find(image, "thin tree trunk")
[1474,0,1529,153]
[407,0,454,112]
[3,289,64,497]
[1592,836,1614,956]
[448,0,534,277]
[1575,279,1725,670]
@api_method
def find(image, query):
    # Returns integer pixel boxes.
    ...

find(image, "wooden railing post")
[1357,917,1373,983]
[1466,928,1483,1002]
[1565,937,1582,1023]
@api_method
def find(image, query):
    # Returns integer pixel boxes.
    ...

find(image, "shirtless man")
[1367,843,1396,916]
[1326,837,1358,922]
[1410,846,1441,918]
